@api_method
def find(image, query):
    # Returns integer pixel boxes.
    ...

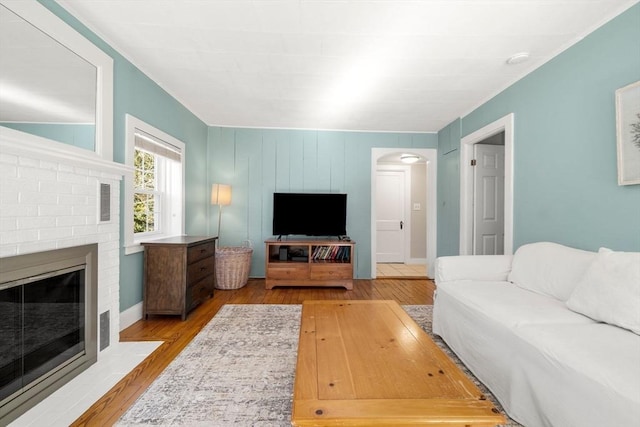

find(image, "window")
[134,148,157,234]
[124,115,185,254]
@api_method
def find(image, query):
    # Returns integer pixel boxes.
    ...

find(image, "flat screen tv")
[273,192,347,237]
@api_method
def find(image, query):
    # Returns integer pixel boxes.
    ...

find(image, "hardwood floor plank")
[71,278,434,426]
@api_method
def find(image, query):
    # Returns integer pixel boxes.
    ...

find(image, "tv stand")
[265,239,355,290]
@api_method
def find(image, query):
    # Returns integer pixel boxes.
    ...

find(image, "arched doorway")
[371,148,437,278]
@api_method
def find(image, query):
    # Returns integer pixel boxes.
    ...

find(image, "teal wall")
[40,1,210,311]
[114,59,210,311]
[0,122,95,150]
[438,3,640,254]
[208,128,438,278]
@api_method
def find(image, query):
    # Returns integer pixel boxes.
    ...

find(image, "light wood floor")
[376,262,427,278]
[71,278,435,426]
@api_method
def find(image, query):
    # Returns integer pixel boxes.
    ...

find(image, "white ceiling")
[58,0,637,133]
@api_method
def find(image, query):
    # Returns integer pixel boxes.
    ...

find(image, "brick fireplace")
[0,127,128,422]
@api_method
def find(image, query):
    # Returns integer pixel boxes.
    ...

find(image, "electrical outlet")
[413,203,421,211]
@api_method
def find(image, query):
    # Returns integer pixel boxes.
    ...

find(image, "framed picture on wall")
[615,80,640,185]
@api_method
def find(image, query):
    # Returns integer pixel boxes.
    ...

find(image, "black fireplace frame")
[0,244,98,425]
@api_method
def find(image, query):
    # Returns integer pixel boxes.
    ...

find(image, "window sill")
[125,234,184,255]
[124,243,144,255]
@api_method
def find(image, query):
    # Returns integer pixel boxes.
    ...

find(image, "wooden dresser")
[142,236,217,320]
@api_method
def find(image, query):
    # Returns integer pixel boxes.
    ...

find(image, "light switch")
[413,203,421,211]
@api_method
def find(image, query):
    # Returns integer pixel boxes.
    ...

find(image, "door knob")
[400,221,404,230]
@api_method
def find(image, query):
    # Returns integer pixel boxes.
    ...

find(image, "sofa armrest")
[435,255,513,284]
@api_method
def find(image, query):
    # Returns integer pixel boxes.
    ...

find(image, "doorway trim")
[371,148,437,278]
[460,113,514,255]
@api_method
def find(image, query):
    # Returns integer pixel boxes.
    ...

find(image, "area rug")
[116,304,522,427]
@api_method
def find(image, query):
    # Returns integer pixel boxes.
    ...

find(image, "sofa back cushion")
[435,255,513,283]
[566,248,640,335]
[508,242,596,301]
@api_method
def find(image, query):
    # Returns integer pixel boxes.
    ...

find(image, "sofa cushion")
[436,280,594,328]
[508,242,596,301]
[435,255,513,283]
[566,248,640,335]
[514,323,640,421]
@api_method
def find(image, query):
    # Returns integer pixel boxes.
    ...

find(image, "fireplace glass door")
[0,265,85,403]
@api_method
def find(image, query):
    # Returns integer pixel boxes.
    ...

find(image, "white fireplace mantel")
[0,126,131,177]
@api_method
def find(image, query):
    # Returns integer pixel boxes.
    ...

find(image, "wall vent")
[100,311,110,351]
[99,183,110,222]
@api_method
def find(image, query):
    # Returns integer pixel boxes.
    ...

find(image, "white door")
[376,170,405,262]
[473,144,505,255]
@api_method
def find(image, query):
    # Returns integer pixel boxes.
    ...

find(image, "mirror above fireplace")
[0,0,113,161]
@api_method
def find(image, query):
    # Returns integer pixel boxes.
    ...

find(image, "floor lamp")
[211,184,231,246]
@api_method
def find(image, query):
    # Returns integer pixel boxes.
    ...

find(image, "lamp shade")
[211,184,232,206]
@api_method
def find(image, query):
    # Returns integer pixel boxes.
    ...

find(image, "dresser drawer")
[310,263,352,280]
[188,242,215,264]
[187,276,213,309]
[188,256,215,284]
[267,264,309,279]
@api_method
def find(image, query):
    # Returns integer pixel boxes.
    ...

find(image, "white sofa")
[433,242,640,427]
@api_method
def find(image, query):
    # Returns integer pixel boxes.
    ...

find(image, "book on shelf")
[311,245,350,261]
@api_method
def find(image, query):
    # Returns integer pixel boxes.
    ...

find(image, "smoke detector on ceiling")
[506,52,530,65]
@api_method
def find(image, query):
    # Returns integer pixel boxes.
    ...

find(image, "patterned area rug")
[116,304,522,427]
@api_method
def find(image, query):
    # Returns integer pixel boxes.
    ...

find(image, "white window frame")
[124,114,185,255]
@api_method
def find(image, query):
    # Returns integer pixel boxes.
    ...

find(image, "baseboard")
[120,301,143,331]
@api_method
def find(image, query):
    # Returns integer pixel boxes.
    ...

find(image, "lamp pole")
[211,183,231,247]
